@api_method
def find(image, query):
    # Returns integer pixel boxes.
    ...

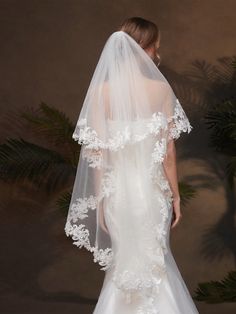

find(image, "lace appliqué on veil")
[168,99,192,141]
[72,99,192,151]
[72,111,168,151]
[65,170,116,270]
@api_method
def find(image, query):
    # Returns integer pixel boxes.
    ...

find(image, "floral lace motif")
[65,223,90,250]
[65,222,113,270]
[65,170,116,270]
[82,148,103,169]
[112,264,165,292]
[100,170,116,197]
[69,195,98,220]
[151,139,167,163]
[168,99,192,140]
[73,114,165,151]
[93,247,113,269]
[73,99,191,152]
[109,176,171,308]
[65,225,114,271]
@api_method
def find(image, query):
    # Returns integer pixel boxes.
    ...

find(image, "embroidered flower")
[100,170,116,197]
[73,104,191,150]
[93,247,113,270]
[65,223,91,250]
[68,195,98,221]
[64,169,116,271]
[65,221,114,270]
[168,99,192,141]
[82,148,103,169]
[147,112,167,134]
[151,139,166,163]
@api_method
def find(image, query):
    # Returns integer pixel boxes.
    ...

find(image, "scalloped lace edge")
[72,99,192,151]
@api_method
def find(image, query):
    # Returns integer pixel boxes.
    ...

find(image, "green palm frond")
[56,190,72,215]
[0,138,75,192]
[205,99,236,186]
[183,57,236,109]
[194,270,236,303]
[178,182,196,206]
[214,57,236,83]
[185,57,236,85]
[20,102,80,166]
[184,60,218,84]
[21,102,75,145]
[205,100,236,155]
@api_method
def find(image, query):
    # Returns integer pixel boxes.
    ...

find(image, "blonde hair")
[118,17,161,66]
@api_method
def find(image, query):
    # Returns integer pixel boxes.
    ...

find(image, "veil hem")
[72,99,192,152]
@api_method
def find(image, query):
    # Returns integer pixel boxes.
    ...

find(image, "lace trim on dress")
[110,188,172,312]
[64,98,192,310]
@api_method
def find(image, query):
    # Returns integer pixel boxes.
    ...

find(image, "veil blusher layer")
[65,30,192,306]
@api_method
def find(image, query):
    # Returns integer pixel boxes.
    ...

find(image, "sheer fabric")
[64,30,198,313]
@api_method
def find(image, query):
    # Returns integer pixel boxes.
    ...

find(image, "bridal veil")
[64,30,192,303]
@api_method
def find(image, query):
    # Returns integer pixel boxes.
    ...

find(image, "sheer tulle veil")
[64,30,192,302]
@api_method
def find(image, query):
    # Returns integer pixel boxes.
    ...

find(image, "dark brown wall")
[0,1,236,314]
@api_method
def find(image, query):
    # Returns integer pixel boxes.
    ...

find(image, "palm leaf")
[20,102,75,145]
[183,57,236,109]
[205,99,236,186]
[205,99,236,155]
[184,60,218,84]
[179,181,196,206]
[56,190,72,216]
[0,138,75,192]
[20,102,80,165]
[194,270,236,303]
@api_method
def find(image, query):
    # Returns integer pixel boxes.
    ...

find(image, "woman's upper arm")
[163,139,176,167]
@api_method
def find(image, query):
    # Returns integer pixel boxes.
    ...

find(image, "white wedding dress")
[64,30,199,314]
[91,120,199,314]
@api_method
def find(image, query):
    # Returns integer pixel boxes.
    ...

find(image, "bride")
[65,17,199,314]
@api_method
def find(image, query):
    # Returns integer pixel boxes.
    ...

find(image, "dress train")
[94,213,199,314]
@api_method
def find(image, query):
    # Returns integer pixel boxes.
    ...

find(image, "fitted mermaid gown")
[91,119,199,314]
[64,30,199,314]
